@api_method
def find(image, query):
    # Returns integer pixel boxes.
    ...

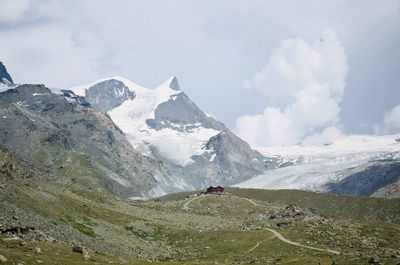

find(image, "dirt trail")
[263,228,340,255]
[182,194,208,210]
[183,194,259,210]
[247,241,263,253]
[182,195,339,255]
[241,197,258,206]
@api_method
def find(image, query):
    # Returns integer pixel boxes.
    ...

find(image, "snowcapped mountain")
[234,134,400,198]
[70,76,269,192]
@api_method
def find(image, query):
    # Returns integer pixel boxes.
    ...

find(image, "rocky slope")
[326,160,400,197]
[0,83,182,198]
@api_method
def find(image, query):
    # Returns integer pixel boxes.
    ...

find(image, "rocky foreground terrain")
[0,149,399,264]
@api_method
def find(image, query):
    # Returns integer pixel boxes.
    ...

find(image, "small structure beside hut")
[206,186,225,195]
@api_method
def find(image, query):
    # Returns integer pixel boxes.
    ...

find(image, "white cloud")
[374,104,400,134]
[0,0,34,24]
[302,126,344,145]
[234,29,348,147]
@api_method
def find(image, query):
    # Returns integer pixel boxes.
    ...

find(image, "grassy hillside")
[158,188,400,223]
[227,188,400,223]
[1,151,399,264]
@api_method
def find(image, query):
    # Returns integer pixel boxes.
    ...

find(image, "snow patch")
[0,83,17,93]
[128,196,145,201]
[209,153,217,162]
[32,92,50,96]
[1,78,12,85]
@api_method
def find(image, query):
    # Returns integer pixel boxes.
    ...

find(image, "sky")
[0,0,399,147]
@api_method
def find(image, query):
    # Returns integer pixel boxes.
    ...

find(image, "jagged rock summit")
[0,62,13,84]
[168,76,180,90]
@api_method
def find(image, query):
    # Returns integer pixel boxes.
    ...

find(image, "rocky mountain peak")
[205,130,263,160]
[0,62,13,84]
[83,79,135,112]
[168,76,180,90]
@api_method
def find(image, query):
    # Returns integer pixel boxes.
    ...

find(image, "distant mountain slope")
[325,160,400,197]
[70,76,270,190]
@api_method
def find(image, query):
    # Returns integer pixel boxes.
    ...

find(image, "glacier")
[235,134,400,194]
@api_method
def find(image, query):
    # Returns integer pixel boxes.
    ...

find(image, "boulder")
[34,247,42,254]
[368,257,380,264]
[73,245,89,255]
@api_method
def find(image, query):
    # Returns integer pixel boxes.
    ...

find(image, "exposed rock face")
[59,89,91,107]
[0,84,174,198]
[371,179,400,198]
[84,79,135,112]
[146,92,226,132]
[183,131,271,187]
[205,131,263,161]
[0,62,13,84]
[168,76,180,90]
[325,160,400,197]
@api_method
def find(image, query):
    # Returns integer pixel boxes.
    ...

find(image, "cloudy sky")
[1,0,399,146]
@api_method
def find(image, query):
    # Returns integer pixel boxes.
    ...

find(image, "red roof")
[207,186,224,193]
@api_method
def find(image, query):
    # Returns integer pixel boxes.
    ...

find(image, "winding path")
[263,228,341,255]
[181,194,340,255]
[247,241,263,253]
[182,194,259,210]
[182,194,208,210]
[238,196,259,206]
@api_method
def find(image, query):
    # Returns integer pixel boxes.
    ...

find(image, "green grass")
[155,191,199,202]
[70,188,108,204]
[156,188,400,222]
[229,188,400,223]
[188,194,261,216]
